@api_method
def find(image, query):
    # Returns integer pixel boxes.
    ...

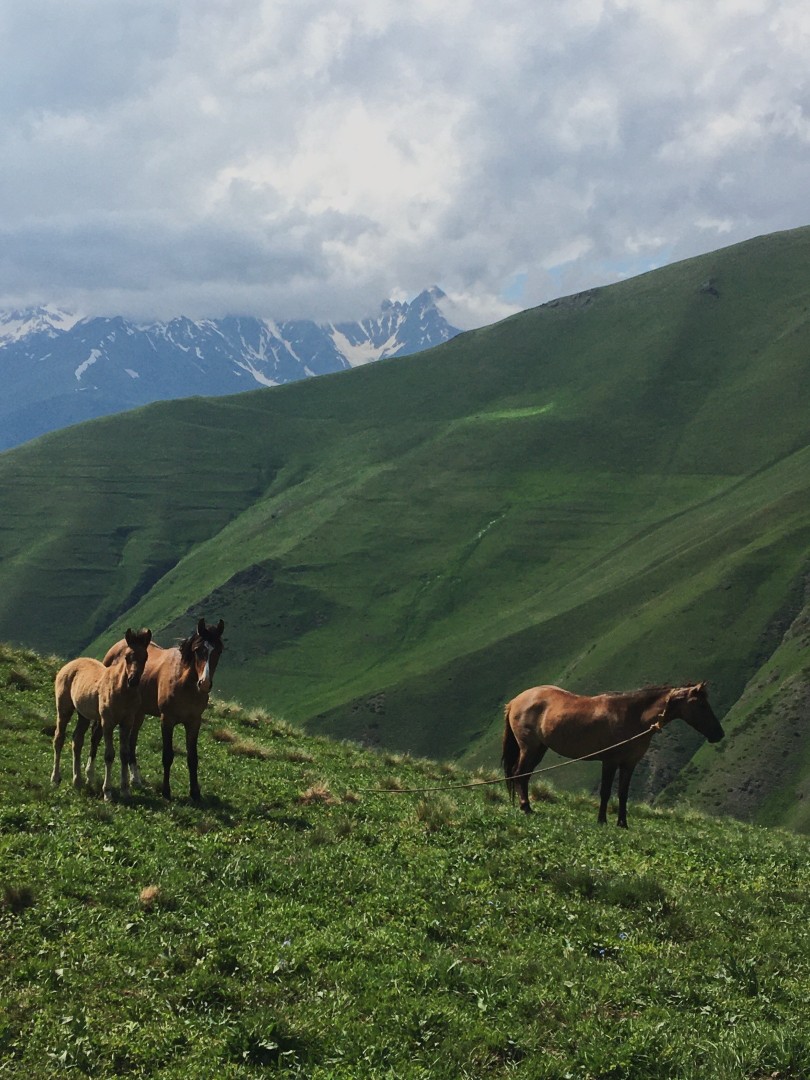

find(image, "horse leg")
[71,714,91,788]
[86,720,102,786]
[128,714,146,788]
[598,761,617,824]
[616,762,637,829]
[185,719,202,802]
[161,716,175,800]
[514,746,548,814]
[101,721,116,802]
[52,697,74,786]
[118,723,132,801]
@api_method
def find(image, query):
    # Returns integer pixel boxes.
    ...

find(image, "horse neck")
[636,687,675,727]
[175,648,206,696]
[106,656,134,694]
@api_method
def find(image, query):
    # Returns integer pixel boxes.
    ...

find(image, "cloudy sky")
[1,0,808,328]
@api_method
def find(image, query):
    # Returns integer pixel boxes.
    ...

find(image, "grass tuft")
[228,738,273,760]
[281,748,315,764]
[415,796,458,831]
[530,780,558,803]
[2,882,36,914]
[297,782,338,805]
[6,667,36,690]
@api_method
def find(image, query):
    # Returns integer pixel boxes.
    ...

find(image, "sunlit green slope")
[0,226,808,819]
[2,642,810,1078]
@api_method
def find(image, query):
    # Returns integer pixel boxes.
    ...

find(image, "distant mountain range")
[0,287,459,450]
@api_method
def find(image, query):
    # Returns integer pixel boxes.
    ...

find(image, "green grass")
[0,227,809,826]
[2,643,810,1078]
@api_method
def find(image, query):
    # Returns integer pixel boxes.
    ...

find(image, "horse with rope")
[502,682,724,827]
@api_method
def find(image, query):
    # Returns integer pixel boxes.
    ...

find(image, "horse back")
[55,657,107,721]
[506,685,622,759]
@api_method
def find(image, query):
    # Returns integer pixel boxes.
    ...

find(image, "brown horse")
[96,618,225,801]
[51,628,152,802]
[502,682,724,827]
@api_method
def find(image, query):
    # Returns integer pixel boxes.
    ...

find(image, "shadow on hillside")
[112,787,241,824]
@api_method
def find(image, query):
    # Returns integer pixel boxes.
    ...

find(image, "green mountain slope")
[0,226,808,824]
[2,642,810,1078]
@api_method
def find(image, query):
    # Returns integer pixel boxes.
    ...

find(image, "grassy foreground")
[2,642,809,1079]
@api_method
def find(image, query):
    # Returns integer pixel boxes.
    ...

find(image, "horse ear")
[143,628,152,646]
[197,618,206,635]
[215,619,225,636]
[125,628,135,646]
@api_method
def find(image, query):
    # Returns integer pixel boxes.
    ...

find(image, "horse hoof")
[519,803,532,814]
[103,791,113,803]
[51,774,61,787]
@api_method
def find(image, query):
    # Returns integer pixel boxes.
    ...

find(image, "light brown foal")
[52,628,152,802]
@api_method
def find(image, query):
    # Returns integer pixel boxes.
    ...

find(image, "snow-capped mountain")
[0,288,459,451]
[0,305,81,345]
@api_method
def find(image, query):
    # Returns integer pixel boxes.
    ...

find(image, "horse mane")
[177,627,224,664]
[605,684,674,703]
[604,685,674,720]
[177,634,198,664]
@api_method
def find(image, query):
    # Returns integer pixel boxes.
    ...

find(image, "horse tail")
[502,702,520,803]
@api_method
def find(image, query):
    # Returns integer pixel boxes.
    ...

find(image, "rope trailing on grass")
[359,721,664,796]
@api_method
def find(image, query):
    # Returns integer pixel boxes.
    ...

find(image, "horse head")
[123,627,152,688]
[663,682,724,743]
[182,618,225,693]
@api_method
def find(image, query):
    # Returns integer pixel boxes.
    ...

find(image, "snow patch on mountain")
[0,306,81,345]
[75,349,103,381]
[329,326,389,367]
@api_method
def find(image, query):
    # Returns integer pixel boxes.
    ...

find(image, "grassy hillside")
[2,642,810,1079]
[0,227,808,823]
[662,588,810,827]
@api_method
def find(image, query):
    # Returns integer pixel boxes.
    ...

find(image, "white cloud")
[0,0,808,325]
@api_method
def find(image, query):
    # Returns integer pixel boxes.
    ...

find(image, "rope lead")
[358,721,664,796]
